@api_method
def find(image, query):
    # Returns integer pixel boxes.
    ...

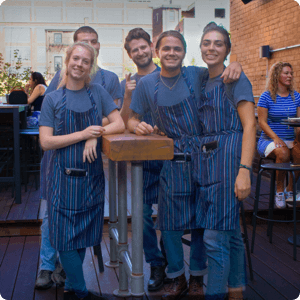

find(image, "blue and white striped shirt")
[258,91,300,141]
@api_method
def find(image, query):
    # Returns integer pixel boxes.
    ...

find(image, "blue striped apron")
[142,111,164,205]
[154,67,204,231]
[47,87,104,251]
[40,72,107,200]
[195,82,243,231]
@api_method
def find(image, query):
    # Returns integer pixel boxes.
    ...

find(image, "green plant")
[0,50,32,96]
[152,57,161,67]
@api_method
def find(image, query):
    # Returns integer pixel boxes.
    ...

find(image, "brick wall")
[230,0,300,101]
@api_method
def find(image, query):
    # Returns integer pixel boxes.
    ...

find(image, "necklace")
[160,73,181,90]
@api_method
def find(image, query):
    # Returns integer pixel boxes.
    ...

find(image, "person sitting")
[25,71,47,111]
[257,62,300,208]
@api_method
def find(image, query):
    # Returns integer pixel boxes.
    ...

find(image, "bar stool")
[20,128,42,192]
[251,162,300,261]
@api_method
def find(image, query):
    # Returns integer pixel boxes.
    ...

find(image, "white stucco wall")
[183,0,230,67]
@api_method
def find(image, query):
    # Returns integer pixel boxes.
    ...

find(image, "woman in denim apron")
[39,42,124,300]
[196,23,256,300]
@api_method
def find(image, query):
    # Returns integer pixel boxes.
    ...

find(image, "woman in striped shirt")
[257,62,300,209]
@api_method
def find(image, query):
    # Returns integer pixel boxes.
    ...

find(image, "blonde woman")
[39,42,125,300]
[257,62,300,208]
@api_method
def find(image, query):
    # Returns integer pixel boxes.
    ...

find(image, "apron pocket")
[57,170,104,210]
[193,147,222,187]
[160,160,193,196]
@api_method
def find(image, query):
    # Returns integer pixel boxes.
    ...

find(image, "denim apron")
[195,81,243,231]
[40,73,107,200]
[155,67,203,231]
[142,110,164,205]
[47,87,104,251]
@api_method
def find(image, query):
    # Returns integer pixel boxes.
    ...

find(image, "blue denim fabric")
[40,206,57,271]
[161,229,208,279]
[59,248,88,299]
[203,227,247,299]
[143,204,166,267]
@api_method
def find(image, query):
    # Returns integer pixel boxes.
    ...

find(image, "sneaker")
[35,270,53,289]
[275,192,286,209]
[51,262,66,288]
[285,190,300,207]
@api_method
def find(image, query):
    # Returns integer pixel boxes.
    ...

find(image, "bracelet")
[239,164,252,172]
[133,123,140,134]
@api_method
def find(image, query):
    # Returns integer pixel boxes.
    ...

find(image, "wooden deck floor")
[1,157,300,299]
[0,222,300,300]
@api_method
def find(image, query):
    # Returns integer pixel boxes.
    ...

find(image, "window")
[54,33,62,44]
[54,56,62,71]
[215,9,225,18]
[169,10,175,22]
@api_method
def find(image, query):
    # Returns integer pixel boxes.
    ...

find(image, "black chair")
[251,162,300,261]
[20,128,42,192]
[8,90,28,105]
[93,245,105,273]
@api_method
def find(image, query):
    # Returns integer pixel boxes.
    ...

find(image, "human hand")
[134,121,154,136]
[124,73,136,97]
[221,61,242,83]
[234,168,251,201]
[273,137,287,148]
[83,138,98,163]
[153,125,166,136]
[82,125,105,140]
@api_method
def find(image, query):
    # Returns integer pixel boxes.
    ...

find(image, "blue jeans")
[59,248,88,298]
[40,205,57,271]
[161,229,208,279]
[143,204,166,267]
[203,227,247,300]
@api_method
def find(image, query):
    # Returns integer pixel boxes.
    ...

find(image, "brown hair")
[200,22,231,57]
[266,62,294,102]
[124,28,152,54]
[73,26,98,42]
[155,30,187,53]
[58,42,97,89]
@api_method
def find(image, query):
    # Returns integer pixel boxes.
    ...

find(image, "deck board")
[12,236,40,300]
[0,224,300,300]
[0,236,25,300]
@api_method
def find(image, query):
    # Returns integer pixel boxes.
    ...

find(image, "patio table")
[102,131,173,297]
[0,104,29,204]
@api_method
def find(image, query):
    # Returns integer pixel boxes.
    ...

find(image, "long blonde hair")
[58,42,98,89]
[266,61,295,102]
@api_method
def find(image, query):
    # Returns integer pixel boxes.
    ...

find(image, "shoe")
[162,273,188,300]
[35,270,54,289]
[275,192,286,209]
[188,275,204,300]
[285,190,300,207]
[63,291,76,300]
[228,289,244,300]
[51,262,66,288]
[148,264,166,291]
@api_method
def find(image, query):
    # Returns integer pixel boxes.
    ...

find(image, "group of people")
[32,22,299,300]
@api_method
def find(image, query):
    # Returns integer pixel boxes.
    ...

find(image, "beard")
[133,54,152,69]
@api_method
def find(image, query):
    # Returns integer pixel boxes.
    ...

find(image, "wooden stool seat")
[251,162,300,261]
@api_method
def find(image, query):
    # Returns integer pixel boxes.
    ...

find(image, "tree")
[0,50,32,96]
